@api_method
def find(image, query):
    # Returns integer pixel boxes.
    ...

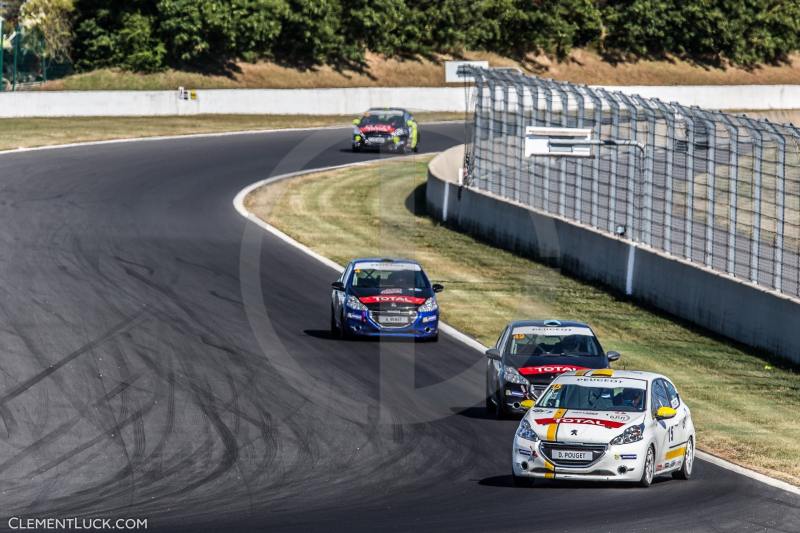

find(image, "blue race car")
[331,258,443,341]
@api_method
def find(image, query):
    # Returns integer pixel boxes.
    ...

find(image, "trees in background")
[19,0,75,62]
[25,0,800,73]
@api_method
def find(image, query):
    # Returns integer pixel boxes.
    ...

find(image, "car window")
[350,267,428,289]
[537,384,646,412]
[341,263,352,284]
[651,379,671,415]
[495,327,507,349]
[663,380,681,408]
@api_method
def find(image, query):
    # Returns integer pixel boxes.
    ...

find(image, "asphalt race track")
[0,124,798,532]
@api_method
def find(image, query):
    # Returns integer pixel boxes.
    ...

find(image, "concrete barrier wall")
[428,146,800,364]
[0,87,469,117]
[1,84,800,117]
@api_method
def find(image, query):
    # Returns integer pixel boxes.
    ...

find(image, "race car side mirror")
[331,281,345,291]
[606,351,621,362]
[655,406,677,420]
[485,348,501,360]
[352,119,360,125]
[432,283,444,293]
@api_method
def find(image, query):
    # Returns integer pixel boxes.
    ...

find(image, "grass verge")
[41,50,800,90]
[0,112,464,151]
[245,156,800,486]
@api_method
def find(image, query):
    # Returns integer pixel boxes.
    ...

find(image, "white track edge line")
[0,120,463,156]
[234,158,800,497]
[695,450,800,496]
[232,159,489,356]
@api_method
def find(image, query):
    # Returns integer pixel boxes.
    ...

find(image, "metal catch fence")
[461,66,800,300]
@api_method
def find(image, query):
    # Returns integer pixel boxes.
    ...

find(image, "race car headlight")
[418,297,438,312]
[516,418,539,442]
[610,423,645,445]
[352,126,362,135]
[503,366,529,385]
[346,295,367,311]
[393,128,407,136]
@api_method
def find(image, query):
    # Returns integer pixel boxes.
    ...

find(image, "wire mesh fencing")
[1,25,71,90]
[460,66,800,300]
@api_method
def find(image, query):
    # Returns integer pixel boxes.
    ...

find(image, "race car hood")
[509,355,608,375]
[350,287,433,299]
[525,407,645,444]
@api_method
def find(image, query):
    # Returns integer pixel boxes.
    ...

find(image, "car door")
[333,263,352,323]
[662,379,689,454]
[488,326,509,395]
[650,379,672,472]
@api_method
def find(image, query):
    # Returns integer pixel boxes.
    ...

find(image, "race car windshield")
[349,266,430,293]
[359,114,405,128]
[507,331,603,360]
[536,384,646,412]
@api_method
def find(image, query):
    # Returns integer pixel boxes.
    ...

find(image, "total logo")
[518,365,589,376]
[535,417,626,429]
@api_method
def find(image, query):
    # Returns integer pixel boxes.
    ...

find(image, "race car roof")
[352,257,422,271]
[507,319,592,330]
[558,369,668,384]
[365,108,407,116]
[555,373,649,389]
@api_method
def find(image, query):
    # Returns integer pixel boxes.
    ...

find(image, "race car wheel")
[512,471,534,487]
[339,310,352,339]
[330,307,340,337]
[673,437,694,480]
[491,389,507,420]
[639,445,655,487]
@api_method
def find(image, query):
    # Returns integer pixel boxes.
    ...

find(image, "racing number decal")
[668,425,675,444]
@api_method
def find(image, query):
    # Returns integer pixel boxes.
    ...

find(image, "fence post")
[540,81,554,212]
[719,115,740,276]
[694,108,717,268]
[764,122,786,292]
[586,87,603,229]
[513,81,526,203]
[737,116,763,284]
[616,92,639,241]
[674,103,697,261]
[544,80,570,217]
[466,73,483,187]
[652,99,676,253]
[570,84,587,221]
[597,88,620,234]
[632,95,658,246]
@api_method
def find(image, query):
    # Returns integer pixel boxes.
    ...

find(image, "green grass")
[246,156,800,486]
[0,112,464,152]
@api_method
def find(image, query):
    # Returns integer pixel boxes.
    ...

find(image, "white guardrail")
[0,85,799,117]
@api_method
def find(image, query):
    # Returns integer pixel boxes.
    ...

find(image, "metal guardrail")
[460,66,800,300]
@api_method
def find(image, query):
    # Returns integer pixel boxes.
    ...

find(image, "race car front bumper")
[343,307,438,339]
[512,436,648,482]
[353,134,409,151]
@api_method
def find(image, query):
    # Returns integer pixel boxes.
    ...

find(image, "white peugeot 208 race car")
[511,369,695,487]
